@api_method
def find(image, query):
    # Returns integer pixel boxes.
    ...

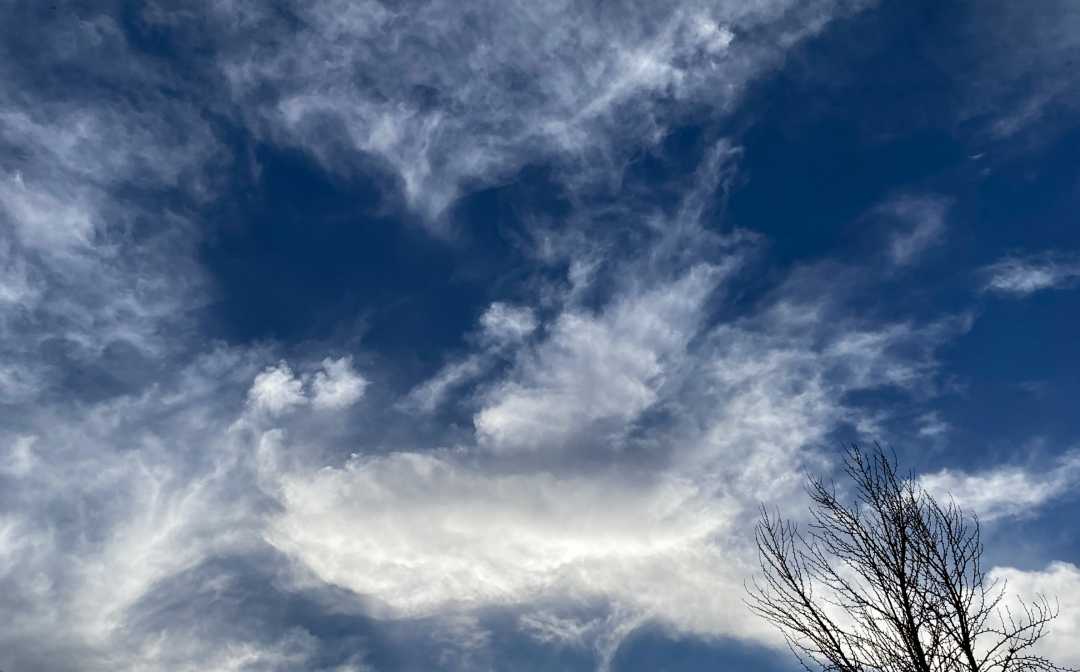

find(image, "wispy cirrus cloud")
[921,450,1080,521]
[968,1,1080,141]
[876,194,951,267]
[403,303,537,414]
[981,252,1080,296]
[172,0,875,220]
[0,8,222,405]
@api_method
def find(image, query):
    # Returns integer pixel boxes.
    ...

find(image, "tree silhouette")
[746,445,1073,672]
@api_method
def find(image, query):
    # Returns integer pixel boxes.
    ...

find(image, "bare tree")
[746,445,1073,672]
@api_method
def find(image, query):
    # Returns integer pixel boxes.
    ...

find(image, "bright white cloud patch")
[476,265,720,453]
[920,451,1080,520]
[248,362,307,415]
[248,358,367,415]
[988,563,1080,667]
[265,451,753,634]
[311,356,368,411]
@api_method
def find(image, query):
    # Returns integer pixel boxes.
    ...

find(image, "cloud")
[311,144,972,663]
[876,195,950,267]
[982,252,1080,296]
[0,345,381,672]
[404,140,749,421]
[0,10,221,405]
[248,358,368,416]
[479,303,538,345]
[263,252,963,661]
[904,1,1080,143]
[265,451,744,622]
[916,411,949,438]
[0,253,967,672]
[0,435,37,477]
[920,451,1080,521]
[403,355,489,415]
[192,0,871,219]
[475,264,723,453]
[403,303,536,414]
[987,562,1080,667]
[2,3,1050,670]
[311,357,368,411]
[0,347,276,672]
[965,1,1080,141]
[248,362,308,415]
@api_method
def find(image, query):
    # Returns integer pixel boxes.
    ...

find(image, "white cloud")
[292,156,972,661]
[687,15,735,55]
[262,257,960,658]
[982,253,1080,296]
[0,267,967,671]
[988,562,1080,667]
[134,631,314,672]
[264,449,769,644]
[0,169,96,254]
[248,363,307,415]
[311,357,368,411]
[920,451,1080,520]
[917,411,949,438]
[247,357,368,415]
[403,356,488,415]
[201,0,870,219]
[479,303,538,345]
[475,264,721,453]
[0,348,276,672]
[0,19,220,407]
[400,303,537,414]
[3,3,1048,669]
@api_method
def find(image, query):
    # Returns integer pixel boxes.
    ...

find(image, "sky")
[1,1,1080,670]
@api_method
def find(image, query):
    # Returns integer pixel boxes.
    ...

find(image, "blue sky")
[1,1,1079,670]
